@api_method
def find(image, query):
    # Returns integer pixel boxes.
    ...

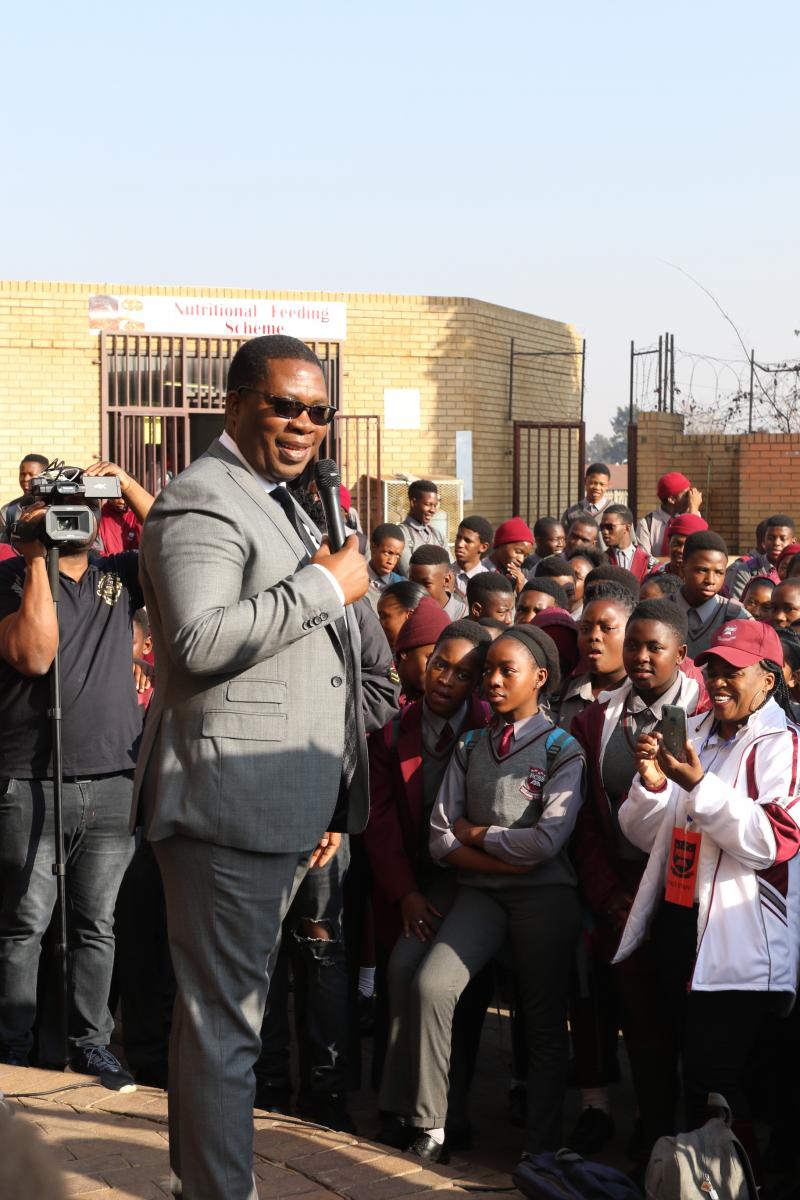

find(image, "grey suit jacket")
[132,439,370,852]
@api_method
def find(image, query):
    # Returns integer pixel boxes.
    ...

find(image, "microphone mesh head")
[314,458,341,489]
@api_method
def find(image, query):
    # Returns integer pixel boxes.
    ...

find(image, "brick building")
[0,281,584,531]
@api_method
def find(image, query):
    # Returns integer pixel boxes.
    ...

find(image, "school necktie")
[497,723,515,757]
[435,722,455,755]
[688,607,703,633]
[271,486,359,788]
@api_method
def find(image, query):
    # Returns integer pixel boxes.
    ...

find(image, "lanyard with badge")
[663,725,729,906]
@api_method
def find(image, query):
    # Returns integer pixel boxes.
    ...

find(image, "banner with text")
[89,294,347,340]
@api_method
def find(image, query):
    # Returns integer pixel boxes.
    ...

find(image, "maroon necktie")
[435,722,454,754]
[497,723,515,757]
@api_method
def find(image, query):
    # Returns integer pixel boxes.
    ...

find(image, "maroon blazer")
[363,694,490,948]
[607,545,653,583]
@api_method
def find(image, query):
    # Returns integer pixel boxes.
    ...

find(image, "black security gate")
[512,421,586,525]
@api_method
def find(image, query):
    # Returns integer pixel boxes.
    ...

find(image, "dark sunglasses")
[237,388,336,427]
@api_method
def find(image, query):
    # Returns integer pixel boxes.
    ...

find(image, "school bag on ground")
[644,1093,758,1200]
[512,1148,643,1199]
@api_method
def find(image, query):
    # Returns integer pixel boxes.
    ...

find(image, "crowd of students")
[2,453,800,1192]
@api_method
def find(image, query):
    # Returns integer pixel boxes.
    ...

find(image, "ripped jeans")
[256,836,350,1102]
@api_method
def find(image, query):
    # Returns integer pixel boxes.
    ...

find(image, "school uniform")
[442,590,468,621]
[365,564,404,612]
[634,507,671,557]
[606,545,657,583]
[366,696,491,1128]
[571,673,710,1150]
[363,695,489,948]
[725,554,780,600]
[669,590,751,659]
[452,560,490,595]
[381,714,584,1152]
[397,516,446,577]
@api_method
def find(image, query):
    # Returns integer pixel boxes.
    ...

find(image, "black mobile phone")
[661,704,688,762]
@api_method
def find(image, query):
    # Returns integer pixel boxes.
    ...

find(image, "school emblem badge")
[671,835,698,878]
[519,763,547,800]
[97,572,123,607]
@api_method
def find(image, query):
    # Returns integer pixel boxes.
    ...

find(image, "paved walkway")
[0,1064,520,1200]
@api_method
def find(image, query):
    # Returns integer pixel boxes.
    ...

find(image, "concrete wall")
[0,281,583,528]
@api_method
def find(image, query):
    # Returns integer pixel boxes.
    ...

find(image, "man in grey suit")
[133,335,370,1200]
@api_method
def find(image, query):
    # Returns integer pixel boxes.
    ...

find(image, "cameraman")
[0,461,153,1090]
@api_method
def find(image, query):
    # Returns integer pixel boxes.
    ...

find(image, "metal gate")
[323,414,382,537]
[100,332,382,530]
[101,332,342,491]
[512,421,586,526]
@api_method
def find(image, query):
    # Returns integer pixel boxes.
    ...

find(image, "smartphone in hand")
[660,704,688,762]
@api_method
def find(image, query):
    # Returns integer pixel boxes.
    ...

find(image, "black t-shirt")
[0,552,144,778]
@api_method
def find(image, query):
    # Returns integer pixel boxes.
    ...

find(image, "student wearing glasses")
[599,506,656,583]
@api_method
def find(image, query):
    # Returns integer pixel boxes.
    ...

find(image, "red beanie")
[394,596,452,654]
[666,513,708,540]
[532,608,579,676]
[657,472,691,502]
[493,517,534,548]
[339,485,352,511]
[777,543,800,569]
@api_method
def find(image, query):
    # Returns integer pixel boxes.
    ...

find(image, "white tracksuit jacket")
[613,699,800,997]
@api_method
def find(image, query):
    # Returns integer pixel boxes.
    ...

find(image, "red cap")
[777,543,800,569]
[666,513,708,540]
[339,485,352,511]
[657,472,692,501]
[394,596,452,654]
[695,620,784,669]
[493,517,534,548]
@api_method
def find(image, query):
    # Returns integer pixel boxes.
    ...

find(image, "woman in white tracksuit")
[615,618,800,1150]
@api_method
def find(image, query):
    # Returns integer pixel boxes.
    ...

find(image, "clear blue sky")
[3,1,798,435]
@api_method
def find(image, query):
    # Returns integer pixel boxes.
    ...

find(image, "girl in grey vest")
[384,626,585,1167]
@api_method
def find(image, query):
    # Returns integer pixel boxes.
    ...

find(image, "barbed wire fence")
[630,331,800,434]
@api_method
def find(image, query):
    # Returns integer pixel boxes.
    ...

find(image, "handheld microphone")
[314,459,348,552]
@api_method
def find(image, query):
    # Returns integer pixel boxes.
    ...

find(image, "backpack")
[513,1149,642,1199]
[644,1094,758,1200]
[462,723,575,770]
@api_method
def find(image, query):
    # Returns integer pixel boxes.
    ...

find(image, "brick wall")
[634,411,800,554]
[0,281,583,528]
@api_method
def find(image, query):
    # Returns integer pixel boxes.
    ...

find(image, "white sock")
[426,1127,446,1144]
[358,966,376,997]
[170,1170,182,1196]
[580,1087,610,1114]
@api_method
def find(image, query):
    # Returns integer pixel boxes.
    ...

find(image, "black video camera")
[10,462,122,550]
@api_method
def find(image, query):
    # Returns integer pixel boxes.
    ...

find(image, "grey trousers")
[381,882,580,1153]
[154,835,312,1200]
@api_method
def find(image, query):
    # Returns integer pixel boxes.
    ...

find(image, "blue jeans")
[0,774,135,1059]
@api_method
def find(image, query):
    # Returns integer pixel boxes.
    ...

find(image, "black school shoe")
[375,1114,415,1150]
[407,1132,450,1164]
[70,1046,136,1093]
[297,1092,357,1134]
[566,1106,615,1155]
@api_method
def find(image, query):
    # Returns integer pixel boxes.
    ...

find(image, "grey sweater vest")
[457,725,582,890]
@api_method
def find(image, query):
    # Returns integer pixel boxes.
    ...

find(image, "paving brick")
[254,1161,327,1193]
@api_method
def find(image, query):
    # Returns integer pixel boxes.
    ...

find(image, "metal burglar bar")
[322,414,382,538]
[100,333,344,493]
[512,421,586,526]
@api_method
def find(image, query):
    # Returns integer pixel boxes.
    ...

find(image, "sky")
[3,0,798,436]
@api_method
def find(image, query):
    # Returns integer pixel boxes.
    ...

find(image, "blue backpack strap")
[462,726,489,752]
[545,726,576,772]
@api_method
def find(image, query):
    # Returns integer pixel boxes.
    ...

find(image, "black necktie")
[271,486,358,789]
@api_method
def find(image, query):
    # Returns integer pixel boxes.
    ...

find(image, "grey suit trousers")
[154,836,312,1200]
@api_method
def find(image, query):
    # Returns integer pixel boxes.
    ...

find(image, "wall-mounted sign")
[383,388,421,430]
[89,294,347,340]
